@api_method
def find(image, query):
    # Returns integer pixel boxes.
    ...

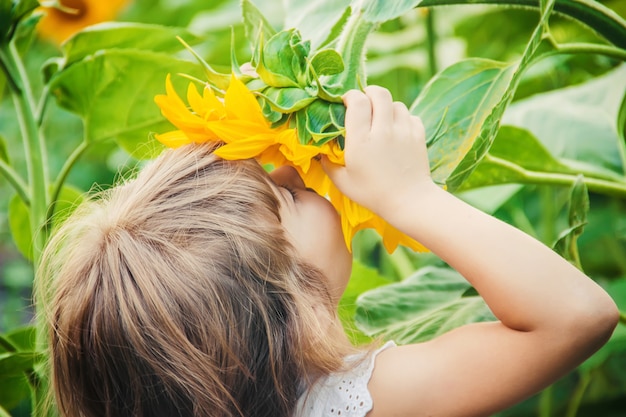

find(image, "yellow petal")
[224,75,268,126]
[155,130,193,148]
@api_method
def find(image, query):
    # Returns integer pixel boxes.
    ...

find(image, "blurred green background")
[1,0,625,415]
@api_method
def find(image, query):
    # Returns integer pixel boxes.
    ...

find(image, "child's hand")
[323,86,433,217]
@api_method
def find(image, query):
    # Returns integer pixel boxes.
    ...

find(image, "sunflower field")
[0,0,625,416]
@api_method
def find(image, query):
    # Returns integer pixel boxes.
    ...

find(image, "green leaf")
[0,351,40,377]
[553,175,588,265]
[411,59,517,188]
[242,0,277,58]
[309,49,345,76]
[418,0,626,49]
[355,266,495,344]
[305,99,339,143]
[256,86,315,113]
[459,126,579,190]
[283,0,350,50]
[8,194,32,261]
[357,0,421,23]
[0,0,12,43]
[339,261,393,345]
[61,22,202,67]
[0,374,30,413]
[49,50,203,159]
[9,185,84,260]
[257,29,306,87]
[504,64,626,176]
[0,134,9,163]
[2,327,36,352]
[411,0,555,191]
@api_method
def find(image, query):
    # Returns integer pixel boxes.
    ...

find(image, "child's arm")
[324,87,619,417]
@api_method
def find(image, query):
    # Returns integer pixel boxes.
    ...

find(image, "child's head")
[39,144,351,417]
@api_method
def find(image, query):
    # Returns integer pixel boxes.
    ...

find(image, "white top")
[294,341,396,417]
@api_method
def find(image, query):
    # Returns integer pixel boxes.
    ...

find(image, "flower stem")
[47,141,89,224]
[333,6,377,90]
[538,36,626,62]
[0,41,50,267]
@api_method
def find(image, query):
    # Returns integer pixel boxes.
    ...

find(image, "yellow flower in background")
[38,0,129,45]
[155,74,427,253]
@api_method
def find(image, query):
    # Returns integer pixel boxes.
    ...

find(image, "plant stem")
[0,157,30,206]
[538,40,626,62]
[333,6,377,90]
[538,385,553,417]
[565,371,592,417]
[485,154,626,199]
[424,8,438,77]
[418,0,626,49]
[47,141,89,223]
[619,310,626,325]
[1,41,50,267]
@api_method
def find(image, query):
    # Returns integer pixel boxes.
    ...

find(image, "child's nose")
[270,166,306,190]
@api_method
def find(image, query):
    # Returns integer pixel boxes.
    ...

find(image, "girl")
[41,86,618,417]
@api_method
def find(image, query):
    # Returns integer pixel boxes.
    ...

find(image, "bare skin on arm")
[323,87,620,417]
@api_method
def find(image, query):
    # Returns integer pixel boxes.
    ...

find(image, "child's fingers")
[364,86,393,134]
[343,90,372,144]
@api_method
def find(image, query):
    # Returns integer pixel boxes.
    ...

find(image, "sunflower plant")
[1,0,626,416]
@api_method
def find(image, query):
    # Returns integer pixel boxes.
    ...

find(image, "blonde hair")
[38,143,351,417]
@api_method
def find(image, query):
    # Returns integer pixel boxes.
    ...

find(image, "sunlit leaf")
[309,49,344,76]
[49,50,203,159]
[256,86,315,113]
[242,0,277,58]
[411,0,555,190]
[411,59,517,188]
[283,0,350,50]
[459,126,582,190]
[0,374,29,412]
[339,261,393,345]
[61,22,202,67]
[355,266,495,343]
[357,0,421,23]
[504,64,626,176]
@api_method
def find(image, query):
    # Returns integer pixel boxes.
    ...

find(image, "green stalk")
[332,7,377,90]
[47,141,89,225]
[537,34,626,62]
[1,38,50,417]
[619,310,626,325]
[538,385,553,417]
[0,41,50,267]
[485,155,626,199]
[425,8,438,77]
[418,0,626,49]
[565,371,592,417]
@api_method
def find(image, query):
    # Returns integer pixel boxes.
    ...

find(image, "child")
[40,86,618,417]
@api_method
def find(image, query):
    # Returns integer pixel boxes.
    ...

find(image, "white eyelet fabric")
[293,341,396,417]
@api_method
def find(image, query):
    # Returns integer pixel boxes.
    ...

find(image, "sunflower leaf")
[256,87,316,113]
[309,49,345,76]
[242,0,277,62]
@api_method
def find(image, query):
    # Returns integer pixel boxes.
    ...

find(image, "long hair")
[37,143,350,417]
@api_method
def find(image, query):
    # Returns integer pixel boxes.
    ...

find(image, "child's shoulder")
[294,341,396,417]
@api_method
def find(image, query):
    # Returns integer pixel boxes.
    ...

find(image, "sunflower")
[155,74,427,253]
[37,0,129,45]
